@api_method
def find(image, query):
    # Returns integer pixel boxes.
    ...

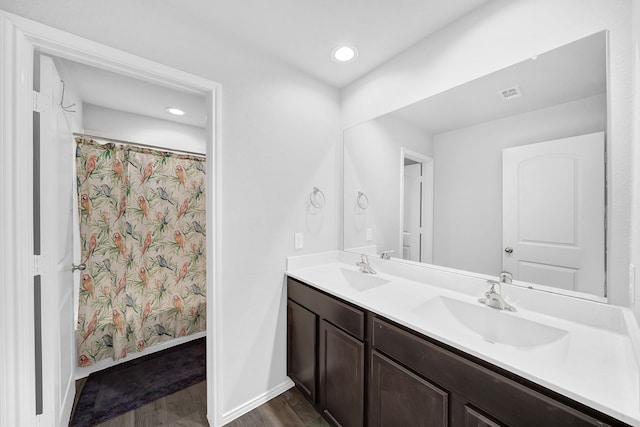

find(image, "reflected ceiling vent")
[498,85,523,101]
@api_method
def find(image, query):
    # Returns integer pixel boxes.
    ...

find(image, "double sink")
[339,266,568,351]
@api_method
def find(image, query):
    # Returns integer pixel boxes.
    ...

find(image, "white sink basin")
[412,296,569,348]
[339,268,391,291]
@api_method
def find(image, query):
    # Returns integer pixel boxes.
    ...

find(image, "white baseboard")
[221,378,295,425]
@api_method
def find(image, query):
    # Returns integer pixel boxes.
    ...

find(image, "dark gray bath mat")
[69,337,205,426]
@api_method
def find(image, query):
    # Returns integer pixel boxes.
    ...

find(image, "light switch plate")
[366,228,373,241]
[294,232,304,250]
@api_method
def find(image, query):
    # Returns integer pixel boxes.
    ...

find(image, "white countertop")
[286,251,640,426]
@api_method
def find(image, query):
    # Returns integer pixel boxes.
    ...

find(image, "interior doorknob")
[504,247,514,254]
[72,263,86,272]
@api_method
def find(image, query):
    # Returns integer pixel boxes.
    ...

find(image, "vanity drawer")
[371,316,618,427]
[287,277,365,340]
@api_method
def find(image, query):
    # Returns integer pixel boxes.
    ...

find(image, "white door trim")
[0,15,39,427]
[0,11,223,427]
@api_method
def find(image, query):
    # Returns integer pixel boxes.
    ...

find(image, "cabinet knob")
[504,247,514,254]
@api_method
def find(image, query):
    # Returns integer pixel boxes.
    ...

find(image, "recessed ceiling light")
[166,107,185,116]
[332,45,358,63]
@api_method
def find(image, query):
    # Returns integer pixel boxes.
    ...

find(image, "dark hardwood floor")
[94,381,208,427]
[72,380,326,427]
[226,386,329,427]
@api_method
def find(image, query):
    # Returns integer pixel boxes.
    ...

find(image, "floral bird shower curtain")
[75,137,206,366]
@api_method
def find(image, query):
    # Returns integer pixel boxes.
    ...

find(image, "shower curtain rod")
[73,133,206,158]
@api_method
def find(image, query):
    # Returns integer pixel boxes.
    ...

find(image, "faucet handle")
[486,279,501,294]
[480,279,516,311]
[499,271,513,284]
[380,250,394,260]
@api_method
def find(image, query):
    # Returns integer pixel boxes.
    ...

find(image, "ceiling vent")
[498,85,523,101]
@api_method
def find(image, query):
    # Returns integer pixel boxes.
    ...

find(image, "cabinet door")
[288,278,365,339]
[319,320,364,427]
[464,405,504,427]
[288,300,317,403]
[370,350,448,427]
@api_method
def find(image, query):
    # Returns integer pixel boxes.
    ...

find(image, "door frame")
[0,11,223,426]
[399,148,433,263]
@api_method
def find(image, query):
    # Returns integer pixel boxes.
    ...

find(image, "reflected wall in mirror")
[343,31,607,299]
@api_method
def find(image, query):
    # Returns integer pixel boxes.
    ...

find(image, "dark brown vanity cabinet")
[371,316,625,427]
[287,278,365,427]
[287,276,628,427]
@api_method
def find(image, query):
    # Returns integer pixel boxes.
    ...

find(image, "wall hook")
[60,80,76,113]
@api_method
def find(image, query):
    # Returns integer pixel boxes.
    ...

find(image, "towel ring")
[357,191,369,210]
[310,187,326,209]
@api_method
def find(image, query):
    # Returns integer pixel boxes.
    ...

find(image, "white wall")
[82,103,206,153]
[343,114,432,256]
[0,0,342,419]
[48,56,83,133]
[630,0,640,321]
[342,0,633,307]
[433,94,605,276]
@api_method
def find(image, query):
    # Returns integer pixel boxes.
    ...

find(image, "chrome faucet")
[499,270,513,284]
[380,250,394,260]
[478,280,516,311]
[356,254,377,274]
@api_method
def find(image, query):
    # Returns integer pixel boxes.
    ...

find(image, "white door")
[404,163,422,262]
[38,54,76,426]
[502,132,605,296]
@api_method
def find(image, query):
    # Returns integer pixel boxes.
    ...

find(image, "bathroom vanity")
[286,251,640,427]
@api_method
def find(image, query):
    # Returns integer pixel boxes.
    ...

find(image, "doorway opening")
[37,51,211,425]
[1,13,220,427]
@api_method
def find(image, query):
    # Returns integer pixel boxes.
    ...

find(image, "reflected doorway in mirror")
[400,148,433,263]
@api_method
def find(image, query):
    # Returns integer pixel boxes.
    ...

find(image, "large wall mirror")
[343,31,608,300]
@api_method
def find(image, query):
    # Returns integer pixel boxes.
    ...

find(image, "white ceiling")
[56,16,605,135]
[52,0,491,128]
[55,58,208,128]
[166,0,489,88]
[392,31,606,135]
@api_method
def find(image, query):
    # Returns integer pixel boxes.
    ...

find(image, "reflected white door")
[39,54,76,426]
[404,163,422,261]
[502,132,605,296]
